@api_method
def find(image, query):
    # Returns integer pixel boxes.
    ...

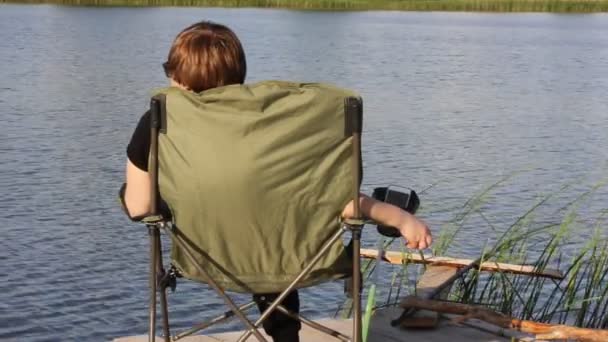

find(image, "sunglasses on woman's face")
[163,62,170,78]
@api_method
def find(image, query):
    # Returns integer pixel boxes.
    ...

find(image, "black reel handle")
[372,187,420,238]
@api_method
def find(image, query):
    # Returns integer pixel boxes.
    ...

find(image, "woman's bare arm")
[124,159,152,218]
[342,194,432,250]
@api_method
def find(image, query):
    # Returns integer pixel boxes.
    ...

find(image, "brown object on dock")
[368,307,513,341]
[398,310,440,329]
[401,297,608,342]
[360,248,564,279]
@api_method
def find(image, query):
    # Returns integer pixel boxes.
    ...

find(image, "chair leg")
[352,227,362,342]
[149,227,159,342]
[155,235,170,342]
[159,287,170,342]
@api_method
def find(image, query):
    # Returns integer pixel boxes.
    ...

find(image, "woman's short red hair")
[164,21,247,93]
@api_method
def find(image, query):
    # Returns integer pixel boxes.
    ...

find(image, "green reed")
[3,0,608,12]
[440,181,608,329]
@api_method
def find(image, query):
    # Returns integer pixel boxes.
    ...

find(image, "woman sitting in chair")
[124,21,432,342]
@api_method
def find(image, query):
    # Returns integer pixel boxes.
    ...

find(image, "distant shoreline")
[2,0,608,13]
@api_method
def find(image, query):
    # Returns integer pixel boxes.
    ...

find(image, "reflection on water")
[1,4,607,341]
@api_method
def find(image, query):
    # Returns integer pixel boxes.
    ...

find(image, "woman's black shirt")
[126,111,151,171]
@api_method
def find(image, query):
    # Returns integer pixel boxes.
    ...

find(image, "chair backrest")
[153,81,361,293]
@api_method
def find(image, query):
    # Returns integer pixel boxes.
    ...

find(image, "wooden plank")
[416,265,459,299]
[114,319,352,342]
[361,249,564,279]
[208,319,352,341]
[116,315,522,342]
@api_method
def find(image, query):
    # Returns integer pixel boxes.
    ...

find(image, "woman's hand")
[397,214,432,250]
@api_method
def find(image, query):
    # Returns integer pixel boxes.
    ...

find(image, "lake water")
[1,4,607,341]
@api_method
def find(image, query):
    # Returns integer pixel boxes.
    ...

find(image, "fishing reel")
[372,186,420,238]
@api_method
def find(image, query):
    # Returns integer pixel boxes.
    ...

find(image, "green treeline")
[2,0,608,12]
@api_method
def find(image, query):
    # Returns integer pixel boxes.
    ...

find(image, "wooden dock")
[114,312,526,341]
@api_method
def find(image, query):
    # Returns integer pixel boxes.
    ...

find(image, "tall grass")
[451,227,608,329]
[448,182,608,329]
[3,0,608,13]
[340,178,608,331]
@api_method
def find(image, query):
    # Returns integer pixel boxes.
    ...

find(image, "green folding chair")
[123,81,368,342]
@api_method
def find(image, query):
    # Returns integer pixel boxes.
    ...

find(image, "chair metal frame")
[143,95,364,342]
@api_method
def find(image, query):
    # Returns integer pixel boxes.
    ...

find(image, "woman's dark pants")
[253,290,301,342]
